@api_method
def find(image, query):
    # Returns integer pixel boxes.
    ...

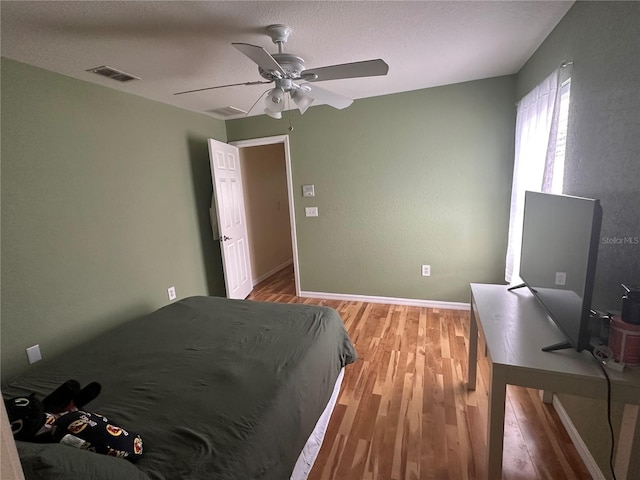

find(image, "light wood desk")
[468,283,640,480]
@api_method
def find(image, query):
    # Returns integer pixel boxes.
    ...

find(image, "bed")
[2,296,357,480]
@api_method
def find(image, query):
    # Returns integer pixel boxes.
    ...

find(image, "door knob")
[221,235,232,241]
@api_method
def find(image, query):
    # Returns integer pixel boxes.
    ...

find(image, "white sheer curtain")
[505,69,562,284]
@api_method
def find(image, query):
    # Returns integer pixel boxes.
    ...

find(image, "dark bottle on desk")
[621,284,640,325]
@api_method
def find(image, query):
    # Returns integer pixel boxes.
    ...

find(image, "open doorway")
[230,136,300,296]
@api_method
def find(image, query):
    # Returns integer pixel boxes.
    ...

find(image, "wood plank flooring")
[247,267,591,480]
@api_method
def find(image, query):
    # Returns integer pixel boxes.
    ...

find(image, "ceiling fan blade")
[303,59,389,82]
[302,84,353,110]
[173,80,271,96]
[232,43,286,77]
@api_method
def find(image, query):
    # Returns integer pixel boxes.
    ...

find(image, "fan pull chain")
[287,95,294,131]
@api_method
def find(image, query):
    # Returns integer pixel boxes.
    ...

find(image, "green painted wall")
[1,59,227,380]
[228,76,516,303]
[516,2,640,477]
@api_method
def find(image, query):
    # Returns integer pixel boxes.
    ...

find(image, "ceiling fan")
[174,24,389,119]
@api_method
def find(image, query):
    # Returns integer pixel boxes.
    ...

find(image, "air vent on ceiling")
[206,106,247,118]
[87,66,140,83]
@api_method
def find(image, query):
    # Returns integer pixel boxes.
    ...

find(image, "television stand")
[541,340,574,352]
[468,283,640,480]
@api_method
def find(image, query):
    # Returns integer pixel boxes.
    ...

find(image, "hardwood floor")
[248,267,591,480]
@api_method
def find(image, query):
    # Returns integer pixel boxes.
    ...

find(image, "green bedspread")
[3,296,357,480]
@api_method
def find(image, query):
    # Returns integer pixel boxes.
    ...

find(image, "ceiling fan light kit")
[268,87,285,105]
[264,110,282,120]
[175,24,388,119]
[291,89,314,114]
[264,87,285,118]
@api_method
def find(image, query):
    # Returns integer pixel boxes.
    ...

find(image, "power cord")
[590,345,617,480]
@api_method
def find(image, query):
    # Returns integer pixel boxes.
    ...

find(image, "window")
[550,80,571,194]
[505,69,571,283]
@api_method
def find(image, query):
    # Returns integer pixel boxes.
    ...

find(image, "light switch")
[305,207,319,217]
[302,185,315,197]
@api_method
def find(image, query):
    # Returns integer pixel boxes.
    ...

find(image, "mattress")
[3,296,357,480]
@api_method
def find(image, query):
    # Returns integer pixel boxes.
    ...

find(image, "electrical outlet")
[167,286,177,301]
[26,344,42,364]
[555,272,567,286]
[421,264,431,277]
[305,207,319,217]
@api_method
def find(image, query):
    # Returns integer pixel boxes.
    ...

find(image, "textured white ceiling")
[1,1,573,119]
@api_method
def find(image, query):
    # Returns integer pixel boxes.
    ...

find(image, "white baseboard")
[552,395,605,480]
[252,260,293,286]
[299,290,470,310]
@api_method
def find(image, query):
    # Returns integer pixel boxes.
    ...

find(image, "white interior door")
[208,138,253,299]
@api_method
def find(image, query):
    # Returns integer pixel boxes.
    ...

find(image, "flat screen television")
[509,191,603,352]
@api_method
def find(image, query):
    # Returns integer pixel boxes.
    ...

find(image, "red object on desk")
[609,316,640,365]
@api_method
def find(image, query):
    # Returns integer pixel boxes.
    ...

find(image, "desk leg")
[487,365,507,480]
[468,299,478,391]
[615,403,639,480]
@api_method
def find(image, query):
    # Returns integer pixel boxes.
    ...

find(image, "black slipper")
[74,382,102,410]
[42,380,81,413]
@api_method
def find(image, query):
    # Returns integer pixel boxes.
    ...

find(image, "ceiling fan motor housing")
[259,53,305,80]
